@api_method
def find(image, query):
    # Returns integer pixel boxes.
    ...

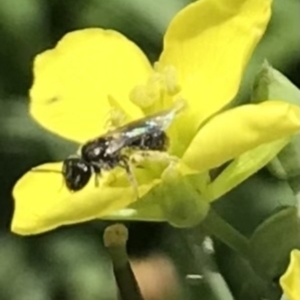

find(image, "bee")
[34,102,185,192]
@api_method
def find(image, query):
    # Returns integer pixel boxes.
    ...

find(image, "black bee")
[34,102,184,192]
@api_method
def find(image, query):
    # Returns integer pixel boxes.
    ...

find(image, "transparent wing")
[105,100,186,154]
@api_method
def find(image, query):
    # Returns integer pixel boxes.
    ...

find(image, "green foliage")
[249,207,300,279]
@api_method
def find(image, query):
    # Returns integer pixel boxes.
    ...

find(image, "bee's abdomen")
[129,131,169,151]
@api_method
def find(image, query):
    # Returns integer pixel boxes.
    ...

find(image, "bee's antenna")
[30,168,68,193]
[30,168,62,174]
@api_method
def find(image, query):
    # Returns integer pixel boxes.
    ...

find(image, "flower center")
[129,64,182,114]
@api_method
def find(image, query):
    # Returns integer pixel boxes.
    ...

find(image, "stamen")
[129,84,159,108]
[162,66,181,96]
[129,65,182,112]
[103,224,145,300]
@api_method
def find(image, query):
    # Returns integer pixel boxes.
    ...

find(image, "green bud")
[252,62,300,179]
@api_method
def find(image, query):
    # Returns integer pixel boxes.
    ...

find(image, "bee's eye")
[63,158,92,191]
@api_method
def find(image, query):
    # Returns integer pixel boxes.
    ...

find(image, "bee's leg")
[94,174,100,188]
[91,165,101,188]
[104,96,128,132]
[118,155,139,199]
[103,119,116,132]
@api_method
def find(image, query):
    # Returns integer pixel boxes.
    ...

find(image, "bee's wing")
[105,101,185,154]
[106,126,159,155]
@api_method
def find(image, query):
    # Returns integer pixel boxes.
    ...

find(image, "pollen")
[130,65,181,111]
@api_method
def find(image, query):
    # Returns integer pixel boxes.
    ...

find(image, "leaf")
[249,207,300,280]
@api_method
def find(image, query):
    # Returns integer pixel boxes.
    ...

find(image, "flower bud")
[252,62,300,179]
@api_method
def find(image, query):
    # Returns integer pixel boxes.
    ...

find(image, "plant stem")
[202,209,250,258]
[103,223,145,300]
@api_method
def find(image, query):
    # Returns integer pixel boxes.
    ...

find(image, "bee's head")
[62,157,92,191]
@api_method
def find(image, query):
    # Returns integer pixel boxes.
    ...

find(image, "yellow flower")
[12,0,300,235]
[280,249,300,300]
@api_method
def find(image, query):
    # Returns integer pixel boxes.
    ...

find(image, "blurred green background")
[0,0,299,299]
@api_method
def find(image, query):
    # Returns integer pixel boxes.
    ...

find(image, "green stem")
[202,209,250,258]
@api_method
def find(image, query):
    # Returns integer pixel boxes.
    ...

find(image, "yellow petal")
[11,162,156,235]
[204,137,289,201]
[159,0,272,127]
[280,249,300,300]
[182,101,300,172]
[30,28,152,143]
